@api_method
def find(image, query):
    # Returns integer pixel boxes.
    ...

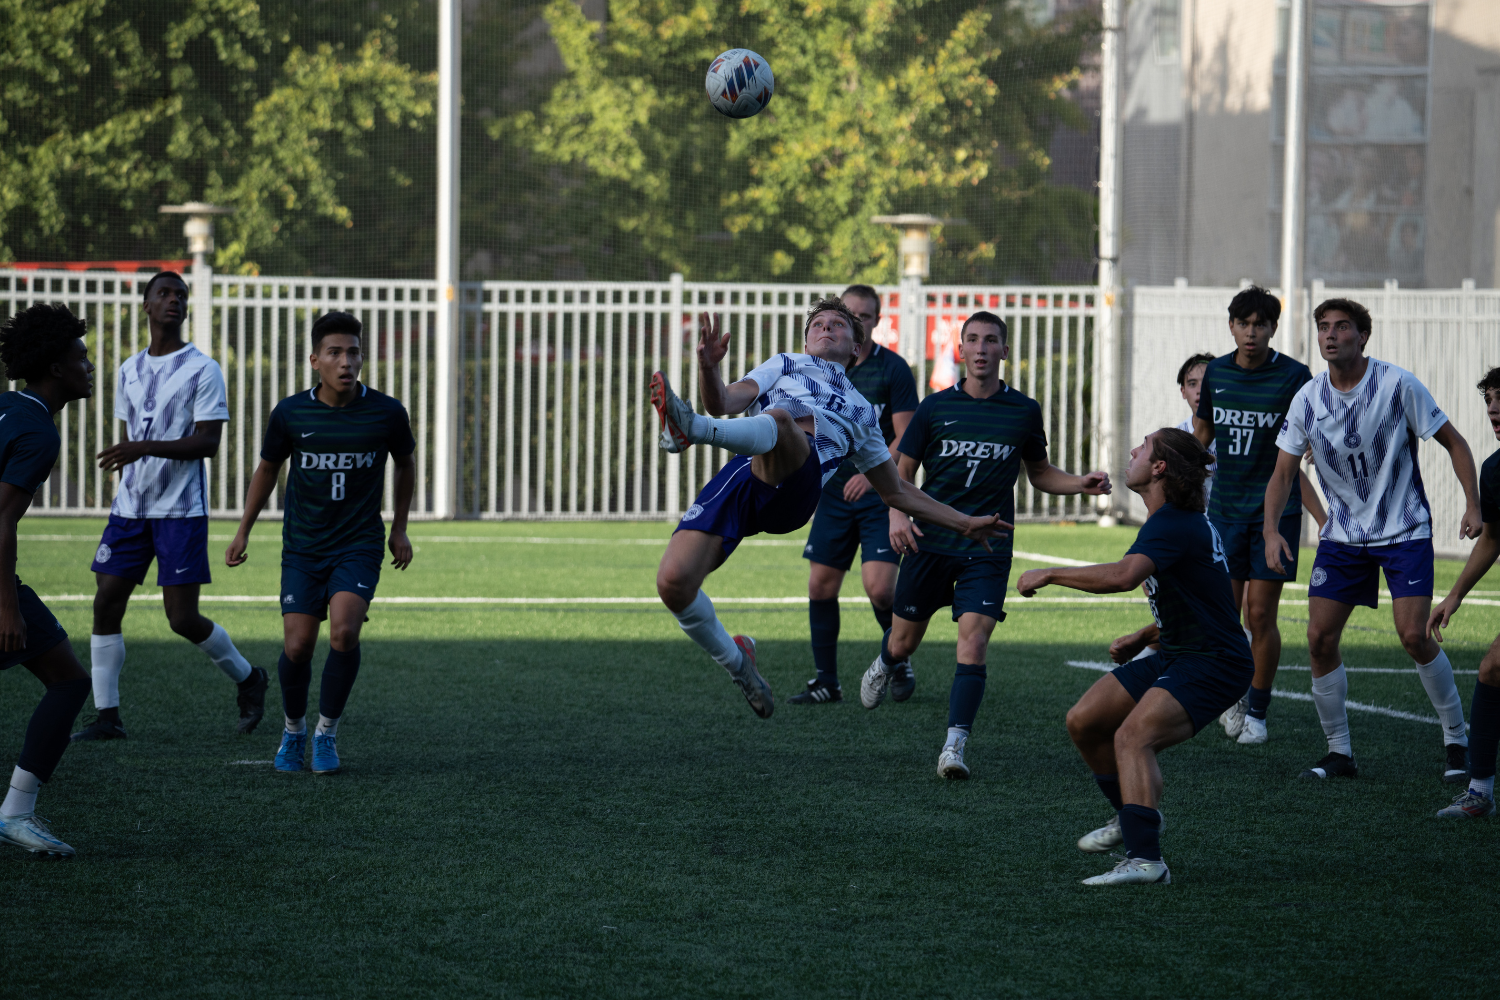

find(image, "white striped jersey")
[740,353,890,487]
[1176,415,1217,506]
[1276,358,1447,546]
[112,344,230,518]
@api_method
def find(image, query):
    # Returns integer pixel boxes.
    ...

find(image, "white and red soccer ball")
[705,48,774,119]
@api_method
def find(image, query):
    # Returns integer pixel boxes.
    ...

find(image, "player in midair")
[1191,287,1312,747]
[652,299,1008,719]
[860,312,1111,779]
[1264,298,1480,782]
[226,312,415,775]
[0,305,97,857]
[71,271,268,742]
[794,285,918,705]
[1020,428,1249,885]
[1428,367,1500,818]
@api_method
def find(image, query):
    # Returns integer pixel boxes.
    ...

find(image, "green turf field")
[5,518,1500,998]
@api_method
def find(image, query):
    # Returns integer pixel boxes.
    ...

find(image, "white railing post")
[433,0,462,518]
[1095,0,1125,525]
[1279,0,1309,359]
[666,272,684,516]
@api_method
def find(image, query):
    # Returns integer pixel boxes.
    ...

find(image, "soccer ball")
[705,48,774,119]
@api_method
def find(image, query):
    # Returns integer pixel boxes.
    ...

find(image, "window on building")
[1155,0,1180,62]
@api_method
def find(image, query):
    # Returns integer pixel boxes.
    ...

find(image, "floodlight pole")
[1279,0,1309,361]
[434,0,462,518]
[158,202,233,354]
[870,214,945,371]
[1095,0,1125,526]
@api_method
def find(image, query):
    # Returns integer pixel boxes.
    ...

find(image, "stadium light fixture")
[159,202,234,352]
[870,214,951,279]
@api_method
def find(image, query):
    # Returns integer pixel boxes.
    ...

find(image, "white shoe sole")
[1082,864,1171,885]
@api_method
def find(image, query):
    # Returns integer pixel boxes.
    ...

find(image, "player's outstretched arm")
[389,451,415,571]
[1429,521,1500,641]
[1433,420,1483,539]
[1261,448,1302,575]
[0,484,34,653]
[1016,554,1155,598]
[865,459,1011,550]
[97,420,224,471]
[1023,459,1112,497]
[694,312,760,416]
[226,459,282,567]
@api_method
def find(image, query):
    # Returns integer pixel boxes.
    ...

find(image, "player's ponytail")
[1149,427,1213,513]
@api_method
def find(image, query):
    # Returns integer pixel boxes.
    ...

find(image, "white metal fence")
[1125,281,1500,557]
[0,271,1100,523]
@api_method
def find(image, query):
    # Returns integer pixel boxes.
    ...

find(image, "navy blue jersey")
[823,344,918,494]
[261,384,415,559]
[0,391,60,495]
[897,380,1048,558]
[1482,449,1500,524]
[1127,503,1252,665]
[1196,350,1311,522]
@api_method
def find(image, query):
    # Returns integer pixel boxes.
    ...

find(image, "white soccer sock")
[316,715,340,736]
[89,633,125,710]
[1471,775,1495,798]
[196,621,253,684]
[672,590,743,672]
[1310,664,1352,757]
[2,767,41,818]
[1415,649,1468,746]
[697,413,781,455]
[284,717,307,735]
[944,727,967,750]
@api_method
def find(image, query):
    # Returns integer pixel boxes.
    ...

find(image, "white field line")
[1065,660,1446,725]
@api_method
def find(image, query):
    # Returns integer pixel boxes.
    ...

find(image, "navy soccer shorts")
[91,515,212,587]
[0,578,69,672]
[803,489,899,571]
[892,550,1011,623]
[1111,649,1254,734]
[1211,512,1302,582]
[280,549,384,619]
[674,438,823,558]
[1308,537,1434,609]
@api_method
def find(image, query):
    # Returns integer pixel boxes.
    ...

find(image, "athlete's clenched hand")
[389,529,413,570]
[1079,471,1112,495]
[225,533,249,567]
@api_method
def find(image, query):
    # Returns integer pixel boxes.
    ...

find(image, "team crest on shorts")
[683,504,704,522]
[283,594,296,604]
[1343,431,1362,449]
[1310,567,1328,587]
[95,543,112,563]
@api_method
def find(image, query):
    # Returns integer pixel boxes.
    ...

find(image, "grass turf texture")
[4,519,1500,999]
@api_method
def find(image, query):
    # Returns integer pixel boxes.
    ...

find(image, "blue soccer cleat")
[275,730,307,773]
[312,732,341,774]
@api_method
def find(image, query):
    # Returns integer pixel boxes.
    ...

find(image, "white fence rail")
[0,271,1099,523]
[1126,281,1500,557]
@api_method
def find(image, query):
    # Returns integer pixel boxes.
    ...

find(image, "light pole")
[158,202,233,352]
[870,214,947,367]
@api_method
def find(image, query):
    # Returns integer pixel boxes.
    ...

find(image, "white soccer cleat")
[1220,696,1247,739]
[860,655,893,710]
[937,735,970,780]
[1077,815,1123,853]
[729,635,774,719]
[1237,716,1268,745]
[1082,854,1171,885]
[0,813,75,858]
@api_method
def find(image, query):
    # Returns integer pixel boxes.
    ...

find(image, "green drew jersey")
[896,380,1049,558]
[261,384,416,559]
[1196,350,1311,522]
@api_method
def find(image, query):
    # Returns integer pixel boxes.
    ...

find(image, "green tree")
[0,0,435,275]
[494,0,1096,283]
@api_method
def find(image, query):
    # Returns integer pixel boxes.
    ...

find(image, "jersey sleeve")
[1021,402,1049,463]
[1482,455,1500,524]
[260,404,293,463]
[887,357,919,414]
[1125,510,1184,573]
[850,424,891,473]
[388,403,417,458]
[740,355,791,396]
[113,366,129,422]
[194,362,231,423]
[1401,372,1448,441]
[0,428,58,495]
[896,395,935,463]
[1276,383,1313,455]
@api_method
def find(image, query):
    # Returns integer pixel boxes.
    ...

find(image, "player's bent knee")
[1479,657,1500,687]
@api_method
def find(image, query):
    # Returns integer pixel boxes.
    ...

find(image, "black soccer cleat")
[1442,743,1470,784]
[889,661,916,702]
[1299,751,1358,779]
[71,715,127,742]
[788,677,842,705]
[236,666,270,734]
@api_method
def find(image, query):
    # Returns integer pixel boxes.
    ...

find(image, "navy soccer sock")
[16,677,89,783]
[947,663,987,732]
[1470,679,1500,782]
[808,598,840,686]
[871,603,893,634]
[1247,685,1272,721]
[318,645,363,721]
[1094,773,1124,811]
[880,628,895,667]
[278,652,312,722]
[1119,804,1163,861]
